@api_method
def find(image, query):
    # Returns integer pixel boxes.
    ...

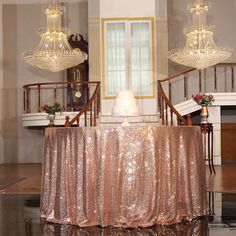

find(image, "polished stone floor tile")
[1,164,236,235]
[1,193,236,236]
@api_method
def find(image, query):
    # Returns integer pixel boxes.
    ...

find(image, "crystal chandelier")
[22,0,87,72]
[169,0,232,70]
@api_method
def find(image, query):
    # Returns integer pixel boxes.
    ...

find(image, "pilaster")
[208,106,222,165]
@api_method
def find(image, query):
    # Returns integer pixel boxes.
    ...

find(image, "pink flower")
[192,93,214,106]
[41,103,63,114]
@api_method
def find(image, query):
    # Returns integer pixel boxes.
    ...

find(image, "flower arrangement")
[192,93,214,106]
[41,102,63,115]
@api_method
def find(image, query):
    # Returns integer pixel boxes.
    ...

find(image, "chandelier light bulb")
[169,0,232,70]
[22,0,87,72]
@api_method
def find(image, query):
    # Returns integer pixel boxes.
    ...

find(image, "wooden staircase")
[158,63,236,125]
[22,62,236,129]
[22,81,100,127]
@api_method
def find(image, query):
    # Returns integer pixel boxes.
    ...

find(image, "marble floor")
[1,164,236,235]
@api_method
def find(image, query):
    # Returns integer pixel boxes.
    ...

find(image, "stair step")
[22,112,91,127]
[99,115,160,126]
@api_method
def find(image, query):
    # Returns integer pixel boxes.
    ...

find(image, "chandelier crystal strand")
[22,0,87,72]
[169,0,232,69]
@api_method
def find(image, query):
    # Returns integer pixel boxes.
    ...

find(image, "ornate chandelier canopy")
[22,0,87,72]
[169,0,232,70]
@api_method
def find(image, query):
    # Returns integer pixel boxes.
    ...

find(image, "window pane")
[130,22,152,96]
[106,23,126,96]
[104,19,153,97]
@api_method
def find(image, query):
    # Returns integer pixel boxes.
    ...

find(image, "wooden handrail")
[159,62,236,83]
[158,81,187,125]
[160,68,195,83]
[23,81,100,113]
[23,81,101,127]
[65,82,100,127]
[215,62,236,66]
[158,62,236,126]
[23,81,98,90]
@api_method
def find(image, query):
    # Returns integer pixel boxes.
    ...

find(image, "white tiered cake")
[112,90,139,125]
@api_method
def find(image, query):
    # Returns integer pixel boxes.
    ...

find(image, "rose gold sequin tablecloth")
[41,125,206,227]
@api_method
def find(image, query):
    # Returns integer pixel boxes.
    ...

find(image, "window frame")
[102,17,155,99]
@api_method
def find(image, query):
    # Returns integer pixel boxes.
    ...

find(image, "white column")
[88,18,100,82]
[208,106,222,165]
[155,0,168,81]
[155,0,169,99]
[88,0,101,83]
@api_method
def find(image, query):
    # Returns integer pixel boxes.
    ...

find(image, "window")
[102,18,155,98]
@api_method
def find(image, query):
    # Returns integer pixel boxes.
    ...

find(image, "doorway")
[221,106,236,164]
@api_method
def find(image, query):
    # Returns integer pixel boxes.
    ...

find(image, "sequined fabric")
[41,125,206,227]
[41,218,208,235]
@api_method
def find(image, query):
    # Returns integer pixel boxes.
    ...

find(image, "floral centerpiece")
[41,102,63,115]
[192,93,214,124]
[192,93,214,106]
[41,102,63,126]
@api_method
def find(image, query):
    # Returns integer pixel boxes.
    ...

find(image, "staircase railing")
[23,81,100,127]
[158,63,236,125]
[65,82,100,127]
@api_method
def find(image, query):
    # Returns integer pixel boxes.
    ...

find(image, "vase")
[47,114,56,126]
[200,105,209,124]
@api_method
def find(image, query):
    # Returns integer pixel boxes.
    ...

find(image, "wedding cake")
[112,90,139,117]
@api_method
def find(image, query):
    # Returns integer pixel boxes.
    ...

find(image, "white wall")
[66,1,88,40]
[99,0,161,116]
[88,0,100,18]
[167,0,236,76]
[211,0,236,62]
[208,106,222,165]
[100,0,155,18]
[1,2,88,163]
